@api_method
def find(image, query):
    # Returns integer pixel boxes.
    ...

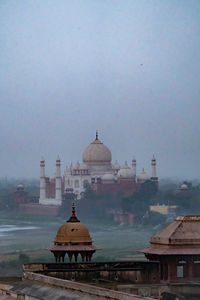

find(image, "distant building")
[14,184,38,205]
[178,181,192,193]
[39,132,158,205]
[149,205,177,215]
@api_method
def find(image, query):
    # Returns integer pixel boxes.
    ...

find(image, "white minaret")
[55,155,62,205]
[39,157,46,204]
[132,157,136,178]
[151,155,158,182]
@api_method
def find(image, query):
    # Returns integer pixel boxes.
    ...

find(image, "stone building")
[141,215,200,283]
[14,184,38,205]
[39,132,158,205]
[2,215,200,299]
[48,204,100,262]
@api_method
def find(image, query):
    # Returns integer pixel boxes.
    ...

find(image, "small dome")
[113,160,120,169]
[17,184,24,188]
[118,162,134,178]
[102,173,115,181]
[54,205,92,245]
[82,133,111,165]
[180,184,188,190]
[137,169,149,181]
[17,184,24,191]
[55,222,92,244]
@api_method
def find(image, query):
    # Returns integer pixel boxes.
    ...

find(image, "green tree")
[139,180,157,203]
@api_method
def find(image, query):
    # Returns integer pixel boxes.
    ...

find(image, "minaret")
[151,155,158,182]
[55,155,62,205]
[132,158,136,178]
[39,157,46,204]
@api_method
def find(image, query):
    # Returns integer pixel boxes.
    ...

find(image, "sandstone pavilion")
[48,204,100,263]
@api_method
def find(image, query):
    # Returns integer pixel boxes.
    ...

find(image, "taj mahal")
[39,132,158,206]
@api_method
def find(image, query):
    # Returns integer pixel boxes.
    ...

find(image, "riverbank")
[0,212,156,276]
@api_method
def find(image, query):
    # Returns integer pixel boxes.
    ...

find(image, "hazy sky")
[0,0,200,179]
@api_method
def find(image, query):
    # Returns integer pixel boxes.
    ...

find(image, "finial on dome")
[96,130,98,140]
[72,203,76,216]
[67,203,80,222]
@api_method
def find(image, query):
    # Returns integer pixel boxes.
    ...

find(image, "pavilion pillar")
[52,251,60,263]
[188,257,194,281]
[61,252,66,262]
[67,252,73,263]
[80,252,86,262]
[168,257,177,282]
[88,251,95,262]
[74,252,78,262]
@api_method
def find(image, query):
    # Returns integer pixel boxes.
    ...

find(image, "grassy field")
[0,212,156,276]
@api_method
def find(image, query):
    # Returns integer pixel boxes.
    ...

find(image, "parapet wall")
[23,261,160,284]
[23,271,156,300]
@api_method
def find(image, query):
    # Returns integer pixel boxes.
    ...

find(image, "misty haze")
[0,0,199,179]
[0,1,200,299]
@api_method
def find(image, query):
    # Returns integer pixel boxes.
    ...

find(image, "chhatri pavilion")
[141,215,200,283]
[48,205,100,263]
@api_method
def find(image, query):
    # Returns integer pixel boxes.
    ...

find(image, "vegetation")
[1,178,200,226]
[154,180,200,215]
[0,177,200,277]
[78,186,120,219]
[0,178,39,211]
[120,180,157,224]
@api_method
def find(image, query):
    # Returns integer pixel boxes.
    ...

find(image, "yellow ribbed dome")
[54,222,92,244]
[54,205,92,245]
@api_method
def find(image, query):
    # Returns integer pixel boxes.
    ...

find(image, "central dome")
[82,132,112,165]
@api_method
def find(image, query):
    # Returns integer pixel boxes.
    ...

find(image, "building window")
[177,265,183,278]
[97,177,101,184]
[83,180,89,188]
[75,180,79,188]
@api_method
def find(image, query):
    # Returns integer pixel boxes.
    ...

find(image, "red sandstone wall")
[46,179,55,198]
[92,180,140,197]
[45,179,65,198]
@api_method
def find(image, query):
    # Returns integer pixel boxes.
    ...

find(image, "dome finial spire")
[72,203,76,217]
[67,203,80,222]
[96,130,98,140]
